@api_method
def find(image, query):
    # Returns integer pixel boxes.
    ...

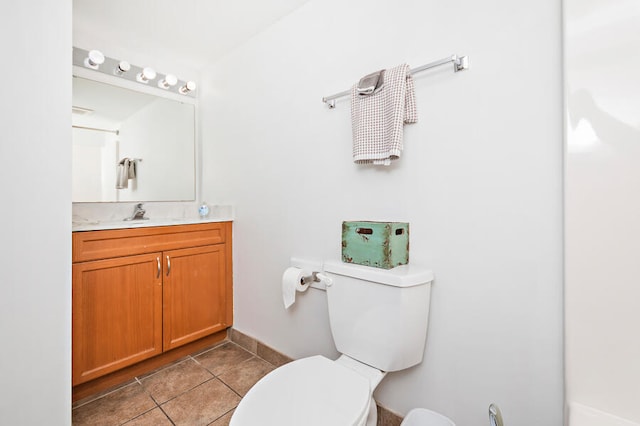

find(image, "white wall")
[565,0,640,424]
[0,1,72,424]
[201,0,563,424]
[118,99,195,201]
[72,130,107,199]
[72,128,118,201]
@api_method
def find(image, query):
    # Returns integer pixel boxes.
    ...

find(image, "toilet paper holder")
[290,257,331,290]
[300,272,332,288]
[300,272,321,286]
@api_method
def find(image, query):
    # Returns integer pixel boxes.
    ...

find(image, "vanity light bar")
[72,47,196,98]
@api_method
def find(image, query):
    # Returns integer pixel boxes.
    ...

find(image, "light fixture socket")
[136,67,157,83]
[179,81,196,94]
[114,61,131,75]
[158,74,178,89]
[84,50,105,70]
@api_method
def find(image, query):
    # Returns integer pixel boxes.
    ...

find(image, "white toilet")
[230,260,434,426]
[401,408,455,426]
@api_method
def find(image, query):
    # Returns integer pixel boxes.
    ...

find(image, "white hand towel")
[351,64,417,165]
[127,159,136,179]
[116,158,130,189]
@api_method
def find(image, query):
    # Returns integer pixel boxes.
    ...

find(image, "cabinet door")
[72,253,163,385]
[163,245,227,350]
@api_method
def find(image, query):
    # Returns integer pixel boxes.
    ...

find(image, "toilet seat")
[230,355,372,426]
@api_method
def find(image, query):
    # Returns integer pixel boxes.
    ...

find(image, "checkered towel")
[351,64,417,165]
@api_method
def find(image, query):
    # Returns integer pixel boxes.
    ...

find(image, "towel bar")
[322,54,469,108]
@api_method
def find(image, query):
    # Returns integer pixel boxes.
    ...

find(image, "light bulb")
[136,67,157,83]
[84,50,105,69]
[179,81,196,94]
[114,61,130,75]
[158,74,178,89]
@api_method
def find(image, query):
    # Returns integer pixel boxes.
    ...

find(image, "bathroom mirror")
[72,76,195,202]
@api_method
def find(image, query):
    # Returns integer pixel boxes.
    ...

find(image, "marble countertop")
[72,216,234,232]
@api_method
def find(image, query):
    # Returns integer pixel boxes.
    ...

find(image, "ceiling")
[72,76,157,127]
[73,0,310,72]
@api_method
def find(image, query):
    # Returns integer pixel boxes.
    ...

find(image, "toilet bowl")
[231,260,434,426]
[230,355,374,426]
[401,408,455,426]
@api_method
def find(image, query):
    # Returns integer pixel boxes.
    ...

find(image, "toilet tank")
[323,260,434,372]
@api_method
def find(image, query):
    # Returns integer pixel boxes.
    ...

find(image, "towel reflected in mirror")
[116,157,137,189]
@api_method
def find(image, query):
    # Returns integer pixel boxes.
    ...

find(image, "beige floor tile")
[122,407,173,425]
[72,382,156,426]
[209,410,234,426]
[140,358,214,403]
[217,356,274,396]
[377,405,403,426]
[161,378,240,426]
[195,342,254,376]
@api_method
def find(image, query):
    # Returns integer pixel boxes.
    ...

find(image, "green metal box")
[341,221,409,269]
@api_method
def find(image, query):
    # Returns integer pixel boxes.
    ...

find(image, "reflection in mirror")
[72,76,195,202]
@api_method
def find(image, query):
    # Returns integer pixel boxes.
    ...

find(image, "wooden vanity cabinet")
[72,222,232,386]
[162,244,228,350]
[72,253,163,385]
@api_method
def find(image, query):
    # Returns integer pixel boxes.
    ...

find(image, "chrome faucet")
[124,203,148,221]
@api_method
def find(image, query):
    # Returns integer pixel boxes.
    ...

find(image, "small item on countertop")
[198,202,210,218]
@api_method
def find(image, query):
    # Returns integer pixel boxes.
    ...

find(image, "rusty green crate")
[341,221,409,269]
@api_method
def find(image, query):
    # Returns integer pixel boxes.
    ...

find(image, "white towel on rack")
[351,63,417,165]
[115,158,136,189]
[116,158,129,189]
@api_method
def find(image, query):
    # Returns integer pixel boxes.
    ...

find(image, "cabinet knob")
[156,257,161,279]
[166,255,171,276]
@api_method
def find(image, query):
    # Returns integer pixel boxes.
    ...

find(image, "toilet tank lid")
[324,260,434,287]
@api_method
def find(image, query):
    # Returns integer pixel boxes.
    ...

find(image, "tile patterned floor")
[72,342,275,426]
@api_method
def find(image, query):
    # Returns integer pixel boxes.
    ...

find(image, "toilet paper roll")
[282,267,311,309]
